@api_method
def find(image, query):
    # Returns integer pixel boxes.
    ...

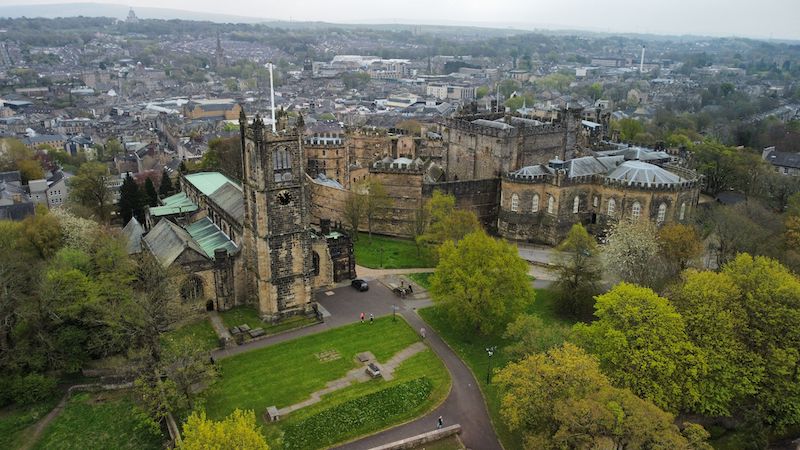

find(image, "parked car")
[351,279,369,291]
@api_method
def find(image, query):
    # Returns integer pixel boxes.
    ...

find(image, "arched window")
[180,275,204,302]
[547,195,555,214]
[312,251,320,276]
[510,194,519,212]
[631,201,642,220]
[593,196,599,207]
[607,198,616,216]
[532,194,539,213]
[274,147,292,170]
[657,203,667,224]
[573,196,580,214]
[679,202,686,221]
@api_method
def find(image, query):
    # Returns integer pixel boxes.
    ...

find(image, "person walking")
[360,312,365,323]
[420,327,426,339]
[437,415,443,429]
[369,313,374,324]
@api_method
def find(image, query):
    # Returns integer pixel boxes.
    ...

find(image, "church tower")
[239,110,315,321]
[214,32,225,69]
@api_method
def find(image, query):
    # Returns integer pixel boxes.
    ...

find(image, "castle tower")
[239,110,315,321]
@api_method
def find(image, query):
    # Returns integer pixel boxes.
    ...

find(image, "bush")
[283,377,433,450]
[11,373,58,405]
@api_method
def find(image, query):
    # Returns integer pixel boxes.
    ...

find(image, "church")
[125,111,356,321]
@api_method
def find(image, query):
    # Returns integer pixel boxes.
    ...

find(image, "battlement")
[439,114,566,138]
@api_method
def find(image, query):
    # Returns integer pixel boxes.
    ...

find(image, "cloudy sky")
[6,0,800,40]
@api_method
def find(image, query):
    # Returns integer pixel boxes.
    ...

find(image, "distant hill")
[0,2,269,23]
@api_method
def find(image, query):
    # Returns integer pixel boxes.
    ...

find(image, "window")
[607,198,616,216]
[274,147,292,170]
[532,194,539,213]
[593,196,599,207]
[657,203,667,224]
[510,194,519,212]
[573,196,580,214]
[632,201,641,220]
[180,275,204,302]
[547,195,555,214]
[680,202,687,221]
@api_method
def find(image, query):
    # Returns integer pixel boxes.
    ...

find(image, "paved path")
[207,311,232,341]
[334,309,502,450]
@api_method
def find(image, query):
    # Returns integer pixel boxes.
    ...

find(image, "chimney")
[320,219,331,235]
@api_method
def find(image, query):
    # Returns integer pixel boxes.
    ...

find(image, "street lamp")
[486,346,497,384]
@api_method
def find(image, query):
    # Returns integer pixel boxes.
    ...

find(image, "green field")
[204,316,449,449]
[0,398,60,449]
[407,272,433,290]
[219,306,318,336]
[32,391,163,450]
[418,289,573,450]
[354,233,434,269]
[161,317,220,353]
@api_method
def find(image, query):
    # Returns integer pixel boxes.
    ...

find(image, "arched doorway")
[206,300,214,311]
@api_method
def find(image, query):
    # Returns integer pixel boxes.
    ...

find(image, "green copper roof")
[184,217,238,259]
[184,172,241,197]
[149,192,198,217]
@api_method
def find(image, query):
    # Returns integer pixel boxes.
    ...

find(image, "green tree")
[505,93,535,111]
[144,177,158,207]
[406,198,430,256]
[670,270,760,416]
[657,223,703,275]
[417,191,480,250]
[343,184,367,240]
[118,173,145,225]
[552,223,601,320]
[502,315,569,360]
[69,162,113,223]
[179,409,269,450]
[573,283,707,411]
[104,138,123,160]
[159,169,174,197]
[495,343,708,449]
[498,79,519,98]
[17,159,44,184]
[612,118,646,142]
[430,230,534,335]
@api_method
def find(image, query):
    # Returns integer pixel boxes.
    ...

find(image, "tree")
[17,159,44,184]
[144,178,158,207]
[552,224,601,320]
[494,343,708,449]
[612,118,646,142]
[658,223,703,275]
[670,270,760,416]
[0,138,34,171]
[159,169,174,197]
[364,178,391,240]
[502,315,569,360]
[703,202,784,268]
[69,162,113,223]
[504,93,535,111]
[406,198,430,256]
[602,219,664,288]
[417,191,480,250]
[118,173,145,225]
[573,283,707,411]
[343,186,366,240]
[179,409,269,450]
[104,138,123,160]
[430,230,534,335]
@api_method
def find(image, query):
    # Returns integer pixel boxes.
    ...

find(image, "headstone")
[249,328,266,338]
[266,406,280,422]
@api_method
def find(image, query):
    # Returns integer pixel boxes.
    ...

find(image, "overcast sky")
[6,0,800,40]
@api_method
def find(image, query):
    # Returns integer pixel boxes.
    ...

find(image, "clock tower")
[239,110,315,320]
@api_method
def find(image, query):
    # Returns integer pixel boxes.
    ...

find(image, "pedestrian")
[420,327,426,339]
[360,312,365,323]
[369,313,374,324]
[437,415,443,429]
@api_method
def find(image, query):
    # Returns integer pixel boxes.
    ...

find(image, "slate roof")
[142,219,207,267]
[0,171,21,184]
[0,202,34,221]
[184,217,238,259]
[766,150,800,169]
[121,217,144,254]
[565,156,609,178]
[208,182,244,223]
[184,172,240,197]
[607,161,683,187]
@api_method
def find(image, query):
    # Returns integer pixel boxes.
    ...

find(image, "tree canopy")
[179,409,269,450]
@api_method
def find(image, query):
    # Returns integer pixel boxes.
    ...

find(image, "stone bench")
[266,405,280,422]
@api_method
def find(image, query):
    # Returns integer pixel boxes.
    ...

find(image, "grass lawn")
[32,391,163,450]
[261,348,450,449]
[418,289,574,450]
[0,397,60,449]
[204,316,430,419]
[220,306,318,336]
[161,317,219,353]
[354,233,434,269]
[408,272,433,290]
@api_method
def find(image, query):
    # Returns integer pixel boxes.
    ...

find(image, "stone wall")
[423,178,500,233]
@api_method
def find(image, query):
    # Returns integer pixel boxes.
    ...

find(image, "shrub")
[283,377,433,450]
[11,373,58,405]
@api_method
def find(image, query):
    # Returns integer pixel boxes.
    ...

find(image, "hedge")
[282,377,433,450]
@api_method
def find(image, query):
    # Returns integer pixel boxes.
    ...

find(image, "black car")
[351,279,369,291]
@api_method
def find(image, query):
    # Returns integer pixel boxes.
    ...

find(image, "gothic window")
[608,198,616,216]
[180,275,204,302]
[593,196,599,207]
[631,201,642,220]
[510,194,519,212]
[312,251,320,276]
[532,194,539,213]
[573,196,580,214]
[657,203,667,224]
[547,195,555,214]
[274,147,292,170]
[680,202,687,221]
